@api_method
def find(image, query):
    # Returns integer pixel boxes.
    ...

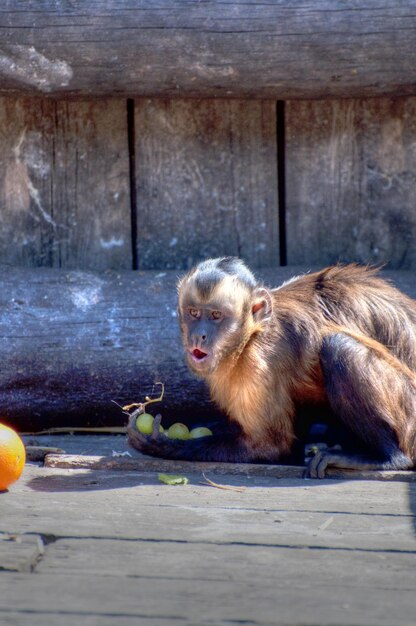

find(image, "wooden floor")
[1,435,416,626]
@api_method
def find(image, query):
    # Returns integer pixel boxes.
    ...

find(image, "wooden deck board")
[1,436,415,625]
[1,568,416,626]
[42,452,416,483]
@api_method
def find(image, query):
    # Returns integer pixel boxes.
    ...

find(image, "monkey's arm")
[126,414,275,463]
[308,332,416,478]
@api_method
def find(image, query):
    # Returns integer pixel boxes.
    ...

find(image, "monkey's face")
[178,299,245,377]
[178,268,272,378]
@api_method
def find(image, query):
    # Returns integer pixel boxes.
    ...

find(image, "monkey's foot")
[306,450,349,478]
[306,449,414,478]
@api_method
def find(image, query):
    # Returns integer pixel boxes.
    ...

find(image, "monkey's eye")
[188,308,200,319]
[211,310,223,321]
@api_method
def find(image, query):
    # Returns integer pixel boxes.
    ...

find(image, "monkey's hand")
[126,413,189,459]
[126,413,253,463]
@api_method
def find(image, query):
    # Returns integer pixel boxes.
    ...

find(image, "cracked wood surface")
[2,95,416,275]
[134,99,279,270]
[0,2,416,99]
[1,435,416,625]
[43,452,416,483]
[286,98,416,269]
[0,98,131,270]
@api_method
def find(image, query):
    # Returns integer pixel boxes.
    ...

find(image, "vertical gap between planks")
[276,101,287,266]
[127,99,138,270]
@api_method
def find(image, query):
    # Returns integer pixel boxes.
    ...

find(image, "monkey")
[127,257,416,478]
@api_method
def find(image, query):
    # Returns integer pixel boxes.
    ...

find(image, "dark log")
[1,265,415,431]
[0,2,416,99]
[0,265,201,431]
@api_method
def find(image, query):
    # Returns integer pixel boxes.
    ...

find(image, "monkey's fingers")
[126,420,161,456]
[306,450,328,479]
[126,411,183,458]
[307,449,389,478]
[126,413,148,448]
[151,414,164,439]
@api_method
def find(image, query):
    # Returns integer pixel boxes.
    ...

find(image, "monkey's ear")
[251,288,273,323]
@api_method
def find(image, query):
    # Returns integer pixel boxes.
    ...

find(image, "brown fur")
[181,261,416,467]
[128,259,416,474]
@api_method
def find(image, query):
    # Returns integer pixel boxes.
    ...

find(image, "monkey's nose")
[192,333,207,345]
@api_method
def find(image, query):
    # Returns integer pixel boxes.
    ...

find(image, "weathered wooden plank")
[1,2,416,99]
[36,537,416,589]
[0,534,43,573]
[135,99,278,269]
[2,457,415,626]
[22,434,128,459]
[35,538,416,626]
[286,98,416,269]
[0,97,131,270]
[3,465,416,552]
[43,453,306,477]
[1,567,415,626]
[12,460,416,517]
[26,446,65,461]
[43,453,416,483]
[1,265,416,430]
[0,612,175,626]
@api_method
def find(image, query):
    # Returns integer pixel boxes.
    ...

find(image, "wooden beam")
[43,453,416,482]
[0,265,211,431]
[1,2,416,99]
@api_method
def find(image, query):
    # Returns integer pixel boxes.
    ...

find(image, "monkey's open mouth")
[192,348,208,361]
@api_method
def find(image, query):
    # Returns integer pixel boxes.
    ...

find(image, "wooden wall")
[286,99,416,269]
[134,99,279,269]
[1,95,416,271]
[0,98,131,270]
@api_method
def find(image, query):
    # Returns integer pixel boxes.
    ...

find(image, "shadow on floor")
[25,466,327,493]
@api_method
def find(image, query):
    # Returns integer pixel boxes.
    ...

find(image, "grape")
[136,413,154,434]
[189,427,213,438]
[167,423,190,440]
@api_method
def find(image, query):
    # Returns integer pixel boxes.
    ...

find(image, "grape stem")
[122,382,165,413]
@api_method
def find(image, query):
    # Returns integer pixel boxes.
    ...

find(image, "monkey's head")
[177,257,272,377]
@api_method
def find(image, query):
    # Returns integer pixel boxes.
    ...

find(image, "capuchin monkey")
[127,257,416,478]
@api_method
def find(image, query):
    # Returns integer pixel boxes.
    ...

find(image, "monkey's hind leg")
[309,332,415,478]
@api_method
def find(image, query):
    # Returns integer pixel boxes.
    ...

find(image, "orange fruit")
[0,423,26,491]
